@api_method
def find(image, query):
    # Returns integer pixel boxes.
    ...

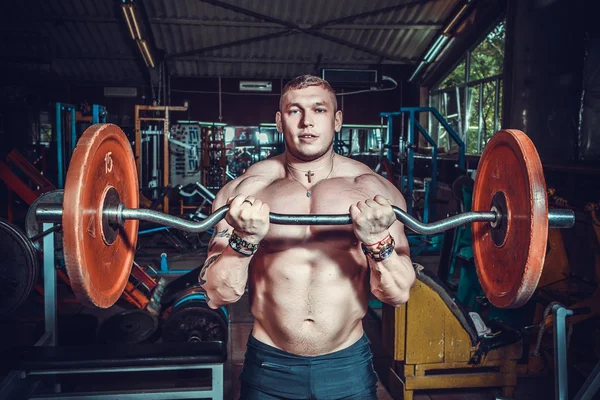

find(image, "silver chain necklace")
[286,154,335,197]
[285,152,334,184]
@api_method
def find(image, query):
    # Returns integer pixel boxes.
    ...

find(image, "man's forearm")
[368,252,415,306]
[199,245,254,309]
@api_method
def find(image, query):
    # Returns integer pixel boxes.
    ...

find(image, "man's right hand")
[225,195,270,243]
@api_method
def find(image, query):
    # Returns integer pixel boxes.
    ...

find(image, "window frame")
[429,18,506,155]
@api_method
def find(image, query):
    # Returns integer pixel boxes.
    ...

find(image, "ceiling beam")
[312,0,441,29]
[0,54,137,61]
[0,54,415,65]
[34,16,117,23]
[175,56,412,65]
[34,15,442,30]
[168,30,294,59]
[148,18,442,30]
[196,0,408,63]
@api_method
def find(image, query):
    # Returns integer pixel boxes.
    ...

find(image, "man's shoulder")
[337,155,374,175]
[337,155,385,183]
[215,157,283,200]
[353,170,389,189]
[244,156,284,177]
[337,155,403,199]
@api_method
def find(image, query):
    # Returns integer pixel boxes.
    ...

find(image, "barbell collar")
[35,204,64,222]
[547,209,576,229]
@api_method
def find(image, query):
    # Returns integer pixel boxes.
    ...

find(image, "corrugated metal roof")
[145,0,459,78]
[1,0,461,82]
[51,59,142,83]
[1,0,143,83]
[144,0,453,26]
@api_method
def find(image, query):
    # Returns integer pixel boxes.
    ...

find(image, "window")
[430,19,505,155]
[438,58,466,90]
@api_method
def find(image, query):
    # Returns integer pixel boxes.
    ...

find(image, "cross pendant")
[305,170,314,183]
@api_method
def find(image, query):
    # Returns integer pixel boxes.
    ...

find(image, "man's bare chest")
[254,177,377,214]
[245,178,380,246]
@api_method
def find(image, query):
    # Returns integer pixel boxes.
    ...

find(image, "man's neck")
[285,151,335,184]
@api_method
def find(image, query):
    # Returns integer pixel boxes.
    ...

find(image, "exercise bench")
[0,224,227,400]
[0,341,226,399]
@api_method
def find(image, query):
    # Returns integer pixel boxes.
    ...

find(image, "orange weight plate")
[63,124,139,308]
[472,130,548,308]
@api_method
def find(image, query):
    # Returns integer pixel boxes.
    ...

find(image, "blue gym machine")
[55,103,107,188]
[380,107,465,220]
[92,104,107,124]
[380,107,465,256]
[55,103,76,189]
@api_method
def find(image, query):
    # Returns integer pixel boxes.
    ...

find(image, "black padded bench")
[0,341,227,399]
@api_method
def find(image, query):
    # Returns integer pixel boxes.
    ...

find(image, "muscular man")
[200,75,416,399]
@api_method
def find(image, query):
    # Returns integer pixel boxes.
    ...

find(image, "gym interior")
[1,0,599,399]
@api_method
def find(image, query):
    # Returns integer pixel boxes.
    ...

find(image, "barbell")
[29,124,574,309]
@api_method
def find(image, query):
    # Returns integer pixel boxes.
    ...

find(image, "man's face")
[276,85,343,162]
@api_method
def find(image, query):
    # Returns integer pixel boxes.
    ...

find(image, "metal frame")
[54,103,106,189]
[23,363,223,400]
[429,18,505,156]
[91,104,107,124]
[0,225,224,400]
[41,223,57,346]
[548,304,600,400]
[380,107,464,220]
[55,103,77,189]
[151,252,193,275]
[333,125,389,156]
[168,0,427,62]
[135,103,189,212]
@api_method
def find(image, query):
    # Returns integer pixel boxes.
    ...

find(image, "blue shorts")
[238,333,379,399]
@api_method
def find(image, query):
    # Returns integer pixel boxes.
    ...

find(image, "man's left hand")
[349,195,397,245]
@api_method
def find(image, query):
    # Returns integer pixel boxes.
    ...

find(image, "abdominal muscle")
[248,245,370,356]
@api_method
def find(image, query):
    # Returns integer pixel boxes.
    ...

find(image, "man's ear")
[276,111,283,132]
[334,110,343,132]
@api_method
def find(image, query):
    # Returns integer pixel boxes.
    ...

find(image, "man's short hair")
[279,75,338,111]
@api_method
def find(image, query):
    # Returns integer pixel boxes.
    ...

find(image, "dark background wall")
[501,0,600,208]
[502,0,600,166]
[168,67,418,127]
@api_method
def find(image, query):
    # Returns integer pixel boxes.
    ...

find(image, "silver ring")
[243,200,254,206]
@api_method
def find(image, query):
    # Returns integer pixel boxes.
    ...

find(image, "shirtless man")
[200,75,416,399]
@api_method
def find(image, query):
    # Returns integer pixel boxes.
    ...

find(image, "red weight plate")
[63,124,139,308]
[472,129,548,308]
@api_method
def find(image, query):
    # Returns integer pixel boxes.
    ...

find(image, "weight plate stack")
[97,308,159,344]
[0,218,39,317]
[162,285,229,344]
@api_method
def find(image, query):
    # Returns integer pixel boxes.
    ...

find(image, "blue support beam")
[380,106,465,222]
[414,119,437,223]
[55,103,63,189]
[92,104,107,124]
[406,109,415,216]
[55,103,77,189]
